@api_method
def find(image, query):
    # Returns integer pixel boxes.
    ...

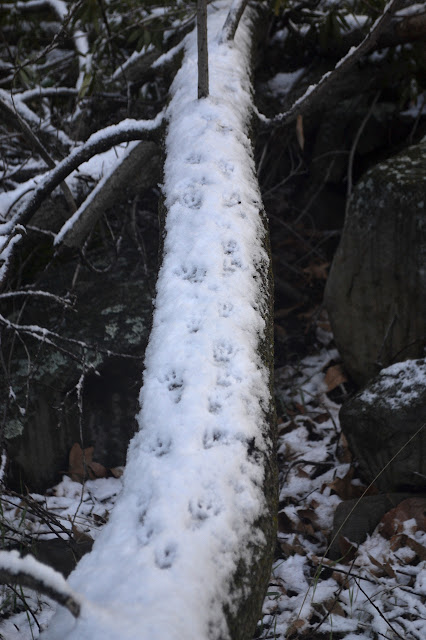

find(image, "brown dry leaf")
[379,497,426,539]
[279,535,306,556]
[296,114,304,150]
[338,535,358,563]
[389,533,406,552]
[110,466,124,478]
[327,468,355,500]
[324,598,346,617]
[367,553,396,578]
[87,460,107,479]
[297,508,318,533]
[313,412,330,424]
[286,618,305,639]
[405,536,426,561]
[337,433,352,464]
[296,467,310,479]
[324,364,348,392]
[68,443,94,483]
[72,524,94,545]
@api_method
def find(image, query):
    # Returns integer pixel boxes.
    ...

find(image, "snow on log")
[42,2,276,638]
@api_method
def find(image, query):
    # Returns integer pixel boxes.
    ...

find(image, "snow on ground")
[3,335,425,639]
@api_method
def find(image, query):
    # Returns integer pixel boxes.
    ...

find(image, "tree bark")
[197,0,209,98]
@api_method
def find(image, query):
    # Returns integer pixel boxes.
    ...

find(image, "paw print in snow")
[155,542,177,569]
[160,369,184,403]
[218,301,233,318]
[213,340,235,363]
[222,191,241,207]
[185,153,202,164]
[174,264,207,284]
[181,186,202,209]
[189,495,221,524]
[217,159,234,177]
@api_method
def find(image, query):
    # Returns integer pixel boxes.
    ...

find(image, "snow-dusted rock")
[325,138,426,384]
[339,358,426,491]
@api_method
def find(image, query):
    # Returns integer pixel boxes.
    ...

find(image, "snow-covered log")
[42,2,276,638]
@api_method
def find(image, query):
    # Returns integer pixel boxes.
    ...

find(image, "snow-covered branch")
[218,0,249,43]
[54,140,160,250]
[268,0,406,126]
[0,550,82,618]
[0,111,164,289]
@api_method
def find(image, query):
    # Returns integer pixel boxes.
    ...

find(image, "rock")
[324,138,426,384]
[339,359,426,492]
[328,493,415,559]
[3,212,159,492]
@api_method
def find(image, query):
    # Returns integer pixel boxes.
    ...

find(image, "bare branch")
[0,550,82,618]
[219,0,249,44]
[12,112,164,229]
[0,92,76,214]
[54,141,160,250]
[268,0,405,127]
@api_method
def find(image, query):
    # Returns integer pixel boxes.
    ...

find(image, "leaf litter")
[256,323,426,640]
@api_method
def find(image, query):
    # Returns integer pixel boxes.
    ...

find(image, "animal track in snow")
[188,495,221,524]
[213,340,235,363]
[185,153,202,164]
[160,369,184,403]
[181,186,202,209]
[218,301,234,318]
[174,264,207,284]
[208,397,222,414]
[155,542,177,569]
[203,428,225,449]
[217,159,234,177]
[222,191,241,207]
[222,239,243,274]
[186,316,202,333]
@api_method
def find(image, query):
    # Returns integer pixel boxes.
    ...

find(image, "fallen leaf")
[68,443,94,483]
[72,524,94,545]
[367,553,396,578]
[87,460,107,479]
[324,364,348,392]
[338,535,358,563]
[323,598,346,617]
[110,466,124,478]
[379,497,426,538]
[405,536,426,561]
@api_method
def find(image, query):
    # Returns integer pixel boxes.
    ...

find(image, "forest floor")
[1,263,425,639]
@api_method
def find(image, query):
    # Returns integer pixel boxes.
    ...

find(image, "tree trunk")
[42,3,276,639]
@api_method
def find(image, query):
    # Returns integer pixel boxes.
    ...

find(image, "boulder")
[339,358,426,492]
[328,492,416,559]
[324,138,426,384]
[3,214,158,492]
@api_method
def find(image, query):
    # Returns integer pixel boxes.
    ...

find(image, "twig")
[354,578,405,640]
[266,0,404,127]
